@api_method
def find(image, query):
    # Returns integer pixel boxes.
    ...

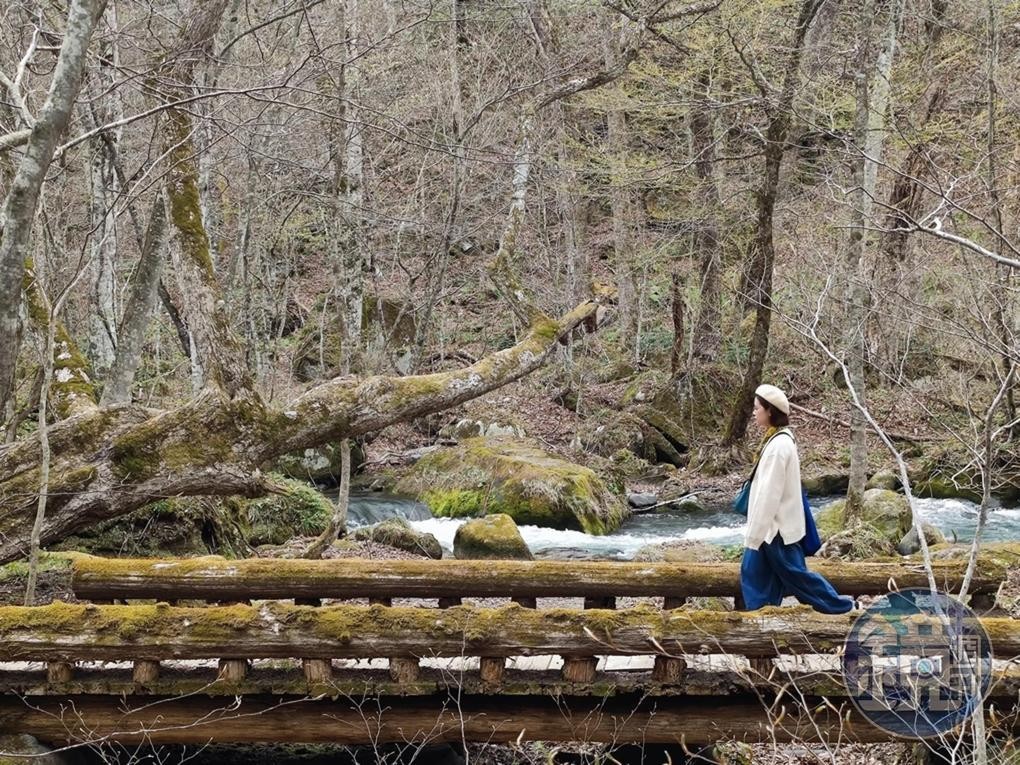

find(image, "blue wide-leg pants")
[740,534,854,614]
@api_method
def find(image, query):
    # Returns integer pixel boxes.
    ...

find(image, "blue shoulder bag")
[732,430,786,516]
[732,430,823,557]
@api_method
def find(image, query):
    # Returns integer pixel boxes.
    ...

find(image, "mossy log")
[0,602,1015,661]
[1,693,1016,745]
[71,555,1008,602]
[0,297,602,564]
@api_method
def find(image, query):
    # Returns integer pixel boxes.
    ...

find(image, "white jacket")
[744,429,806,550]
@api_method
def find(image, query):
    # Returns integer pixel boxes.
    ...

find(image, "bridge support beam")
[1,694,1014,746]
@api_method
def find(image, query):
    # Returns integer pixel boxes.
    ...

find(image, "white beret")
[755,384,790,415]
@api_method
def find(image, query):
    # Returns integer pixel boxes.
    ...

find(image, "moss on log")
[0,601,1014,661]
[71,555,1009,602]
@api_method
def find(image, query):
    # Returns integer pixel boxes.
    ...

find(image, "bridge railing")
[70,555,1006,604]
[1,555,1017,745]
[1,599,1017,691]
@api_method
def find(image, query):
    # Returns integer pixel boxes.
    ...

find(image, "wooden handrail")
[69,555,1007,601]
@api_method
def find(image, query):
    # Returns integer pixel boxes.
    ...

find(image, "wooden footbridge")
[1,554,1018,750]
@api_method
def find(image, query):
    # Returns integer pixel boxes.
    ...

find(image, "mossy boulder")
[271,441,366,485]
[909,451,984,502]
[670,494,706,513]
[912,474,983,503]
[816,489,912,548]
[575,407,688,467]
[896,523,947,556]
[351,517,442,559]
[818,521,897,560]
[574,410,646,458]
[395,438,628,534]
[244,478,334,545]
[453,514,532,560]
[866,469,900,491]
[802,472,849,496]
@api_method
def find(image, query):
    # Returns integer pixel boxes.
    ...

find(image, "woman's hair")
[756,395,790,427]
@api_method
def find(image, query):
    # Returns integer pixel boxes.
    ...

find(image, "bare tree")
[0,0,109,418]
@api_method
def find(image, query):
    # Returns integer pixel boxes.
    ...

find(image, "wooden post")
[562,658,597,683]
[303,659,333,683]
[218,659,248,682]
[562,594,613,683]
[296,598,330,683]
[389,657,420,683]
[748,656,772,676]
[438,597,462,609]
[46,662,73,683]
[479,657,505,685]
[132,660,160,684]
[653,596,686,684]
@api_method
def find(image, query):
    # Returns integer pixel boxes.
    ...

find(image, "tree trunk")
[603,18,640,362]
[881,0,947,263]
[160,0,249,397]
[84,10,124,378]
[101,195,168,405]
[670,271,685,375]
[723,0,824,446]
[844,0,903,519]
[687,76,723,364]
[0,0,109,418]
[408,0,466,372]
[984,0,1018,439]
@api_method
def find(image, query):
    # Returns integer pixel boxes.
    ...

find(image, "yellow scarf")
[752,425,782,467]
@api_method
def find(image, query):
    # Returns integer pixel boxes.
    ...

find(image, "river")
[339,491,1020,560]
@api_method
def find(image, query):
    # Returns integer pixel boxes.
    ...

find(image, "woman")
[740,383,855,614]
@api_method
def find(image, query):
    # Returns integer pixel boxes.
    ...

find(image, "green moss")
[914,476,983,504]
[422,488,487,517]
[816,489,911,543]
[245,475,333,545]
[0,553,73,582]
[398,438,627,534]
[54,495,248,558]
[351,517,442,558]
[22,260,97,416]
[453,514,532,560]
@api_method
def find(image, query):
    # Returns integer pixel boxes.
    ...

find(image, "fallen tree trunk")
[0,693,1014,745]
[0,300,600,564]
[70,555,1010,602]
[0,602,1012,660]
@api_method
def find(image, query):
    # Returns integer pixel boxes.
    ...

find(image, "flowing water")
[340,492,1020,560]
